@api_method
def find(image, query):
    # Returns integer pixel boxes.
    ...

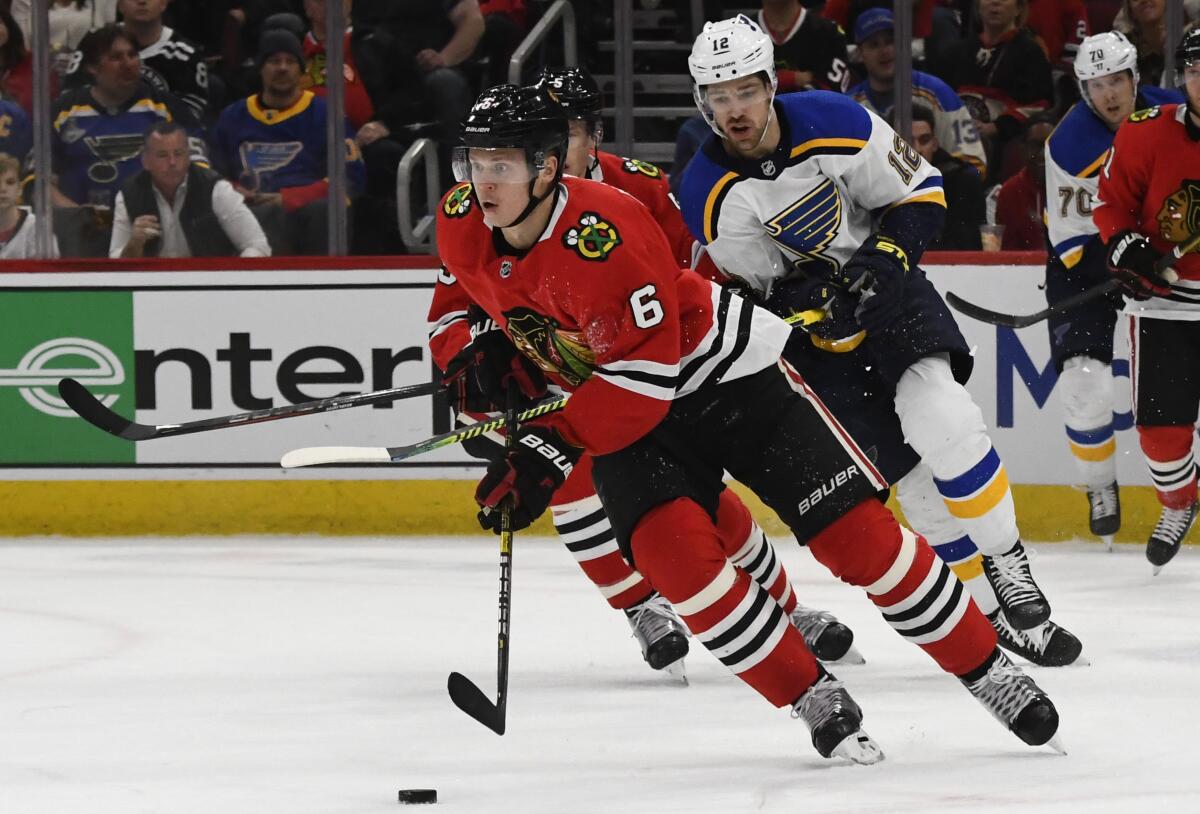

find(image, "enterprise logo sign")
[0,337,124,417]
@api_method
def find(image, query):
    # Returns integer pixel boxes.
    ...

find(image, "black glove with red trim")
[1106,230,1169,301]
[475,425,582,533]
[441,305,547,413]
[839,235,909,332]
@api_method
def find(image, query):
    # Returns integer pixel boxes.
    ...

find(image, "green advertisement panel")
[0,291,135,464]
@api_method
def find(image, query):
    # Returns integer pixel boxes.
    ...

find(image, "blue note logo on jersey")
[84,134,146,184]
[764,178,843,275]
[237,141,304,191]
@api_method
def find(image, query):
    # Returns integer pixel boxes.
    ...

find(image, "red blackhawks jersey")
[585,149,695,268]
[428,176,790,455]
[1095,104,1200,319]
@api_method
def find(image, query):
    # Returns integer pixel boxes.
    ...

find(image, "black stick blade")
[944,292,1037,329]
[57,378,154,441]
[447,672,505,735]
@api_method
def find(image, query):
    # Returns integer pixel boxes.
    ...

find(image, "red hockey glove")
[441,305,547,413]
[763,276,861,341]
[1106,230,1170,301]
[839,235,909,332]
[475,426,581,533]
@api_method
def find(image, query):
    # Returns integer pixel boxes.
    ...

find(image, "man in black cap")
[209,28,365,254]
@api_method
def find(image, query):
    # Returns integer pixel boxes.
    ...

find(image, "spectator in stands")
[0,5,59,114]
[478,0,526,86]
[994,113,1055,249]
[110,121,270,258]
[50,1,106,77]
[63,0,212,124]
[1113,0,1199,86]
[823,0,937,64]
[353,0,483,141]
[51,25,203,258]
[901,106,986,250]
[759,0,851,92]
[210,28,365,255]
[1025,0,1090,74]
[670,115,710,199]
[935,0,1054,183]
[300,0,407,254]
[0,152,58,257]
[0,94,31,162]
[9,0,117,43]
[847,8,987,177]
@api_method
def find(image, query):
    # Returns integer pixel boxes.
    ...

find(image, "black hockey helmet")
[1177,28,1200,73]
[534,67,603,128]
[454,84,569,226]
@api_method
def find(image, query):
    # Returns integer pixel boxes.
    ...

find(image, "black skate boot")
[1146,500,1198,575]
[626,593,689,680]
[789,603,865,664]
[961,650,1062,750]
[982,542,1051,630]
[791,668,884,764]
[1087,482,1121,549]
[989,610,1084,667]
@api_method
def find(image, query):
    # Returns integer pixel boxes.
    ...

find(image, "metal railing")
[613,0,635,157]
[396,139,440,254]
[508,0,577,85]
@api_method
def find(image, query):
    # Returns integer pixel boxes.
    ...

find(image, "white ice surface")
[1,537,1198,814]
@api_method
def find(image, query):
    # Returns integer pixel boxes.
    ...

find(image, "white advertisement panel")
[0,262,1152,486]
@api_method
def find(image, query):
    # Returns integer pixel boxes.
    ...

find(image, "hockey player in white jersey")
[679,14,1065,636]
[1044,32,1183,547]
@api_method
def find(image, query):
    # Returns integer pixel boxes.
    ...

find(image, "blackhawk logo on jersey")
[504,308,596,386]
[1157,180,1200,244]
[563,212,621,261]
[443,183,473,217]
[1129,106,1162,123]
[621,157,661,178]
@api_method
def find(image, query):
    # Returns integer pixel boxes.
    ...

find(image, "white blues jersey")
[1045,86,1182,269]
[679,91,945,296]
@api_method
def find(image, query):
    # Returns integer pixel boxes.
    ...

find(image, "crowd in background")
[0,0,1192,258]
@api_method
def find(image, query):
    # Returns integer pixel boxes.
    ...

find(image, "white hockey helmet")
[1074,31,1139,88]
[689,14,778,135]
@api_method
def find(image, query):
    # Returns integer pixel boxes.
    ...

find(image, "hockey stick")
[446,386,519,735]
[57,377,438,442]
[280,309,821,468]
[279,394,568,467]
[945,233,1200,329]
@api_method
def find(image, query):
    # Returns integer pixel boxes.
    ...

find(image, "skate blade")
[1102,535,1114,553]
[833,644,866,666]
[831,730,885,765]
[1045,735,1067,755]
[663,658,688,686]
[1152,563,1163,576]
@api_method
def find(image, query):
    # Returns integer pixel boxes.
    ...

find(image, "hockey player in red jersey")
[428,83,1062,761]
[1093,29,1200,572]
[514,65,864,673]
[532,67,696,269]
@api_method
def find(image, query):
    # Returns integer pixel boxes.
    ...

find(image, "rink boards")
[0,257,1170,538]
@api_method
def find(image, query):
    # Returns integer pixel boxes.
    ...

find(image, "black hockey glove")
[441,305,547,413]
[763,276,861,341]
[475,425,582,533]
[839,235,909,332]
[1106,230,1170,301]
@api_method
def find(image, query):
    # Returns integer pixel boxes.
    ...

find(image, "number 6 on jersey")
[630,284,664,328]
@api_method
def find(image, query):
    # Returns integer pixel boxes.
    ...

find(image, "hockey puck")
[398,789,437,805]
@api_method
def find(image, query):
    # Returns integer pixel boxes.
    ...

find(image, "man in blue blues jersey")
[210,29,366,255]
[679,15,1077,652]
[50,25,204,255]
[846,8,986,178]
[1043,31,1183,544]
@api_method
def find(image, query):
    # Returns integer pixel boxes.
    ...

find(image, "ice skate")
[791,669,884,764]
[1087,482,1120,551]
[626,593,689,683]
[961,650,1063,752]
[989,610,1086,667]
[1147,501,1198,574]
[789,603,865,665]
[983,542,1051,630]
